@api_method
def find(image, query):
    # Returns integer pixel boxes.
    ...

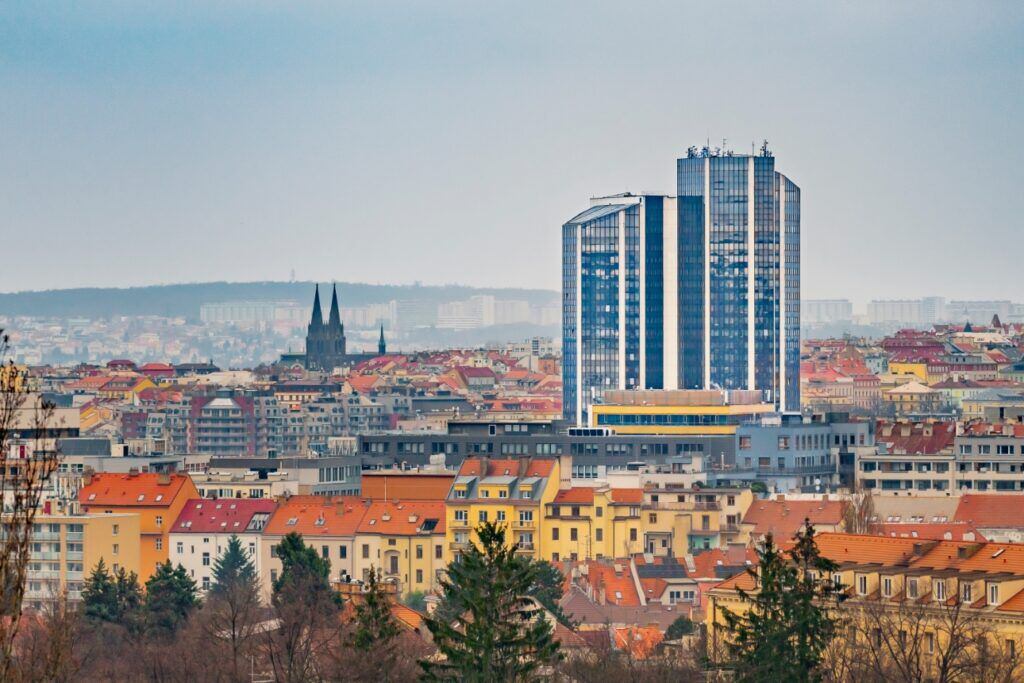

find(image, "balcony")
[449,541,471,552]
[513,519,535,529]
[514,543,535,553]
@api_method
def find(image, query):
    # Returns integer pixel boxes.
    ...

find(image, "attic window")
[233,522,240,527]
[314,517,325,527]
[153,494,163,502]
[137,494,145,502]
[196,503,202,509]
[993,548,1006,558]
[614,591,622,600]
[88,494,96,501]
[369,519,376,525]
[220,522,227,528]
[287,517,298,526]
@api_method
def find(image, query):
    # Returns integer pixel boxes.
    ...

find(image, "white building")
[168,498,276,593]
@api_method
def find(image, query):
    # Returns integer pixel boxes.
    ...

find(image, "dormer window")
[882,577,893,597]
[286,517,298,526]
[962,583,972,602]
[990,584,999,605]
[934,580,946,601]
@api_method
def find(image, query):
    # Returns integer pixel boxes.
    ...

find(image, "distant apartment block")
[802,299,853,325]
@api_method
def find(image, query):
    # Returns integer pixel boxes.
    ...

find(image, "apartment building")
[542,487,645,562]
[351,500,446,595]
[446,457,560,562]
[24,513,140,610]
[708,533,1024,671]
[168,498,276,593]
[78,471,198,579]
[259,495,365,601]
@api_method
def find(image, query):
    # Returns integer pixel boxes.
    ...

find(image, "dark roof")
[57,438,115,456]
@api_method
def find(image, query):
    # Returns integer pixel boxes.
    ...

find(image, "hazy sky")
[2,2,1022,305]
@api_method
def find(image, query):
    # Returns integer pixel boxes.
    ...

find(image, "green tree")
[113,565,143,630]
[272,531,338,605]
[206,536,262,682]
[421,521,560,682]
[352,567,400,652]
[665,615,696,640]
[211,535,258,596]
[143,561,199,636]
[81,559,118,622]
[401,590,427,613]
[719,521,840,683]
[528,559,572,626]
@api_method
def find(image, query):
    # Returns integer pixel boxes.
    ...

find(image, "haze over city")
[3,2,1022,304]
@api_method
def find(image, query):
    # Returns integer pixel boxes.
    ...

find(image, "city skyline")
[2,3,1022,302]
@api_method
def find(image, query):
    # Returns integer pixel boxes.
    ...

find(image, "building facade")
[563,146,800,424]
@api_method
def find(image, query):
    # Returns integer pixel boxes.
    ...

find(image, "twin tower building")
[562,145,800,424]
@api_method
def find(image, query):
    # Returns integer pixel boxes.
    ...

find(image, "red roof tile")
[79,473,192,508]
[172,498,277,534]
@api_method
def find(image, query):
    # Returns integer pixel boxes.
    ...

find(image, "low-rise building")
[352,500,446,595]
[168,498,276,593]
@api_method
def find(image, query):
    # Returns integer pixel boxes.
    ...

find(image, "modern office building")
[562,145,800,424]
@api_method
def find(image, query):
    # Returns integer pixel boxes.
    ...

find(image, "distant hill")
[0,281,559,320]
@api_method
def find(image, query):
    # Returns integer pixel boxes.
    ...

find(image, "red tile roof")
[263,495,367,537]
[355,500,446,535]
[742,499,848,539]
[457,458,555,478]
[172,498,277,534]
[875,420,956,454]
[610,488,643,504]
[954,495,1024,529]
[553,488,595,505]
[79,473,192,508]
[613,626,663,659]
[869,522,986,542]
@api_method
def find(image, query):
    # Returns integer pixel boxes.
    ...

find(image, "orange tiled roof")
[610,488,643,504]
[812,533,922,566]
[585,562,641,606]
[742,499,848,539]
[689,546,759,579]
[639,577,667,600]
[79,473,191,508]
[553,488,595,505]
[457,458,555,478]
[263,495,367,537]
[613,626,664,659]
[360,472,455,501]
[390,603,425,630]
[955,494,1024,529]
[355,500,446,535]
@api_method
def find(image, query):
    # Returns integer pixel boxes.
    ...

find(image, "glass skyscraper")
[562,147,800,424]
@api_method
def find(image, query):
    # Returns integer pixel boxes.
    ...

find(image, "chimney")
[157,472,171,486]
[82,468,94,487]
[336,500,346,516]
[128,467,139,477]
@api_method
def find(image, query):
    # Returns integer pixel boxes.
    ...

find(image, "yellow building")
[707,533,1024,673]
[445,457,560,563]
[888,360,929,383]
[24,512,141,610]
[352,500,447,596]
[590,390,774,436]
[642,485,754,553]
[543,486,646,561]
[79,472,199,579]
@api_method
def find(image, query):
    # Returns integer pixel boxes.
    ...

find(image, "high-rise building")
[562,146,800,424]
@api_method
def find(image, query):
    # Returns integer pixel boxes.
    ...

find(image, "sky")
[1,1,1022,306]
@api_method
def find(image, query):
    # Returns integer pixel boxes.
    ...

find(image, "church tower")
[378,324,387,356]
[304,284,346,370]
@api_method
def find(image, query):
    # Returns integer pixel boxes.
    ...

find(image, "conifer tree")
[81,559,118,623]
[210,535,258,596]
[719,520,840,682]
[143,561,199,636]
[421,521,560,682]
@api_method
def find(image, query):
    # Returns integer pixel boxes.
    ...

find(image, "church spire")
[310,284,323,326]
[378,324,386,356]
[328,284,342,328]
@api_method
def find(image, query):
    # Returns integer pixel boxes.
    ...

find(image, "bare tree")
[262,571,341,683]
[843,486,874,535]
[8,589,82,683]
[0,331,60,678]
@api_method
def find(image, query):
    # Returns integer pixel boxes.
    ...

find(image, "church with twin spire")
[283,284,386,371]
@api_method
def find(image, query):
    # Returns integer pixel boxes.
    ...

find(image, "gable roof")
[954,494,1024,529]
[355,500,446,535]
[263,495,367,537]
[79,473,192,508]
[172,498,277,534]
[742,498,848,539]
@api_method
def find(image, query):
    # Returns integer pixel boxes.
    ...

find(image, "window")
[155,538,162,551]
[202,552,210,566]
[416,569,423,584]
[739,436,751,450]
[340,546,347,559]
[570,528,578,541]
[629,528,637,542]
[176,542,184,555]
[882,577,892,597]
[926,632,935,654]
[962,583,972,602]
[595,528,603,542]
[155,516,163,527]
[934,579,946,601]
[416,545,423,560]
[202,577,210,591]
[112,525,119,536]
[112,544,119,555]
[727,495,736,506]
[596,507,603,518]
[435,545,443,559]
[454,510,468,523]
[648,513,657,524]
[907,579,918,598]
[990,583,999,605]
[321,545,329,559]
[496,511,506,522]
[552,528,560,541]
[478,511,488,523]
[778,436,790,450]
[362,544,369,559]
[857,575,867,595]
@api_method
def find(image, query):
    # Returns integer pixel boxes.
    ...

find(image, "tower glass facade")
[563,148,800,424]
